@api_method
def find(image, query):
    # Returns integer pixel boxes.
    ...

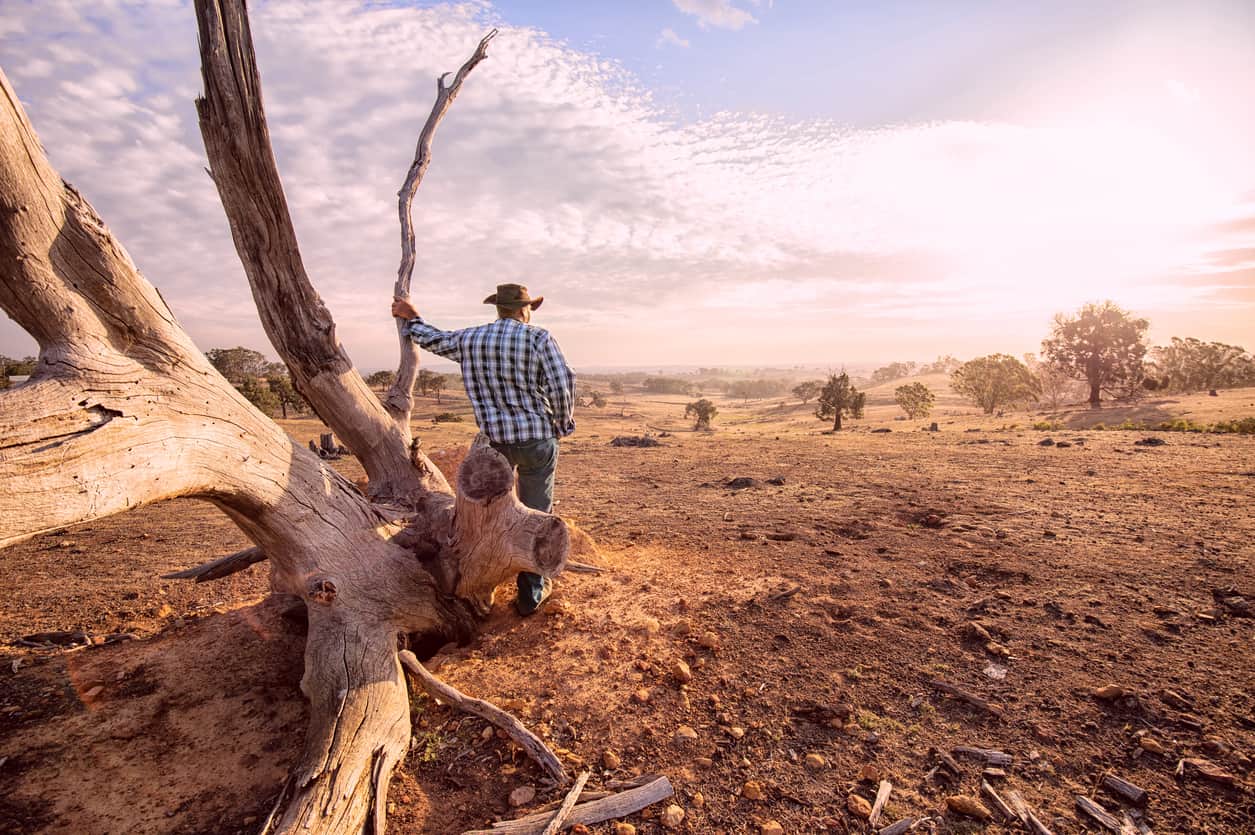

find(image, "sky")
[1,0,1253,372]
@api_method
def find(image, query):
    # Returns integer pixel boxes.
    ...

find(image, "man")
[391,283,575,615]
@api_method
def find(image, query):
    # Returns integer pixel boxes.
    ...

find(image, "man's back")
[405,315,575,445]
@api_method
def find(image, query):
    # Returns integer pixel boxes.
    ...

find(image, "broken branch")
[540,771,590,835]
[161,546,265,582]
[398,649,568,785]
[461,776,674,835]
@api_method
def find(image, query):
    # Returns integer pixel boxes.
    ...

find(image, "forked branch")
[385,29,498,428]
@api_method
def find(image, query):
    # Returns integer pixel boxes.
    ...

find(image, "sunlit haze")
[2,0,1253,371]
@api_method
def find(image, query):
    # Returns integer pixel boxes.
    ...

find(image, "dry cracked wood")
[0,3,573,833]
[461,776,675,835]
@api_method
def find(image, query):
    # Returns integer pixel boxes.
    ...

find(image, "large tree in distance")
[816,372,865,431]
[0,6,591,833]
[950,354,1040,414]
[1148,337,1253,393]
[1042,301,1149,407]
[894,381,934,418]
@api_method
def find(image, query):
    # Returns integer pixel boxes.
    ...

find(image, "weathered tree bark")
[0,3,570,833]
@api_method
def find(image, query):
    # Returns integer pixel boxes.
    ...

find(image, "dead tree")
[0,2,567,832]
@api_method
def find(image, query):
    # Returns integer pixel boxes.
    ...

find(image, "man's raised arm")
[392,297,463,362]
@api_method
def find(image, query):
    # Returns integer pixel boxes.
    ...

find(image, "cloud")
[1,0,1252,369]
[656,28,690,49]
[672,0,757,31]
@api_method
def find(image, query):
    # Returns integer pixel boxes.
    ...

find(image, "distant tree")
[1148,338,1252,392]
[894,382,934,418]
[815,372,865,431]
[950,354,1040,414]
[919,355,961,375]
[366,369,397,390]
[416,368,450,402]
[609,379,624,395]
[1022,353,1086,410]
[871,361,918,385]
[266,374,305,419]
[728,378,787,401]
[1042,301,1149,407]
[236,375,281,416]
[642,376,694,395]
[792,380,822,404]
[685,398,718,430]
[206,346,271,384]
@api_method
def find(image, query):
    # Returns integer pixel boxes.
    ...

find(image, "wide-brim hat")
[483,283,543,309]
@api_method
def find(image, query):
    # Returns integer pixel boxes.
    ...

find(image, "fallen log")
[953,745,1013,766]
[399,650,568,785]
[540,771,590,835]
[980,779,1015,821]
[1076,795,1123,833]
[1006,789,1054,835]
[928,679,1005,718]
[1101,773,1148,807]
[868,780,893,827]
[161,546,266,581]
[462,776,674,834]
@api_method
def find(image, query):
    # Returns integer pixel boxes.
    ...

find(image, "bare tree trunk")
[0,5,569,833]
[833,411,842,431]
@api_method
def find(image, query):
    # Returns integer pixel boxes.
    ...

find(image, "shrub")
[433,412,463,423]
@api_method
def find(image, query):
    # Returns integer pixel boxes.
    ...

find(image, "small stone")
[858,763,881,782]
[602,750,621,769]
[761,822,784,835]
[985,640,1011,657]
[847,794,872,819]
[742,780,765,801]
[946,795,992,820]
[613,824,636,835]
[84,685,104,699]
[804,752,826,771]
[691,791,705,808]
[1139,736,1167,754]
[694,757,713,768]
[631,688,651,704]
[672,659,693,684]
[726,726,745,739]
[1091,684,1127,700]
[508,786,535,807]
[569,827,590,835]
[481,726,494,741]
[660,804,685,829]
[673,725,699,744]
[640,617,661,635]
[698,631,720,650]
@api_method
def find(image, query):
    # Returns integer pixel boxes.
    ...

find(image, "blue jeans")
[490,437,558,607]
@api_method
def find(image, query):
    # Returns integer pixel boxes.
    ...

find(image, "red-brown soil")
[2,389,1252,834]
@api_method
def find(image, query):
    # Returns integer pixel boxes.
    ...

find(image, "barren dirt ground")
[1,384,1253,834]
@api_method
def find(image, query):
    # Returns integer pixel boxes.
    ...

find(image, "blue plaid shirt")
[404,317,576,444]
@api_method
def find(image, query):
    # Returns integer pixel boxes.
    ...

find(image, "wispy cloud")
[656,27,690,49]
[1,0,1251,369]
[672,0,757,31]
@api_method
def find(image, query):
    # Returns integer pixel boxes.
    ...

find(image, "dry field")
[1,382,1253,834]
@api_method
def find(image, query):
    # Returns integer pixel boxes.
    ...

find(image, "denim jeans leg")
[490,438,558,608]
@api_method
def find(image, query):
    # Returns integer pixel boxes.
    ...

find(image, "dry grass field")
[1,381,1252,834]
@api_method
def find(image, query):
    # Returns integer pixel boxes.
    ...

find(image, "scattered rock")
[610,435,660,448]
[508,786,535,807]
[725,477,762,489]
[1134,437,1166,446]
[672,659,692,684]
[945,795,992,820]
[760,822,784,835]
[804,752,826,771]
[847,794,872,819]
[1139,736,1167,755]
[1055,441,1073,448]
[660,804,685,829]
[602,750,621,769]
[639,617,661,635]
[612,824,636,835]
[1161,689,1192,710]
[1039,438,1055,446]
[726,726,746,739]
[697,631,721,651]
[871,428,892,434]
[766,475,786,485]
[859,763,882,782]
[742,781,765,801]
[631,688,651,705]
[672,725,699,744]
